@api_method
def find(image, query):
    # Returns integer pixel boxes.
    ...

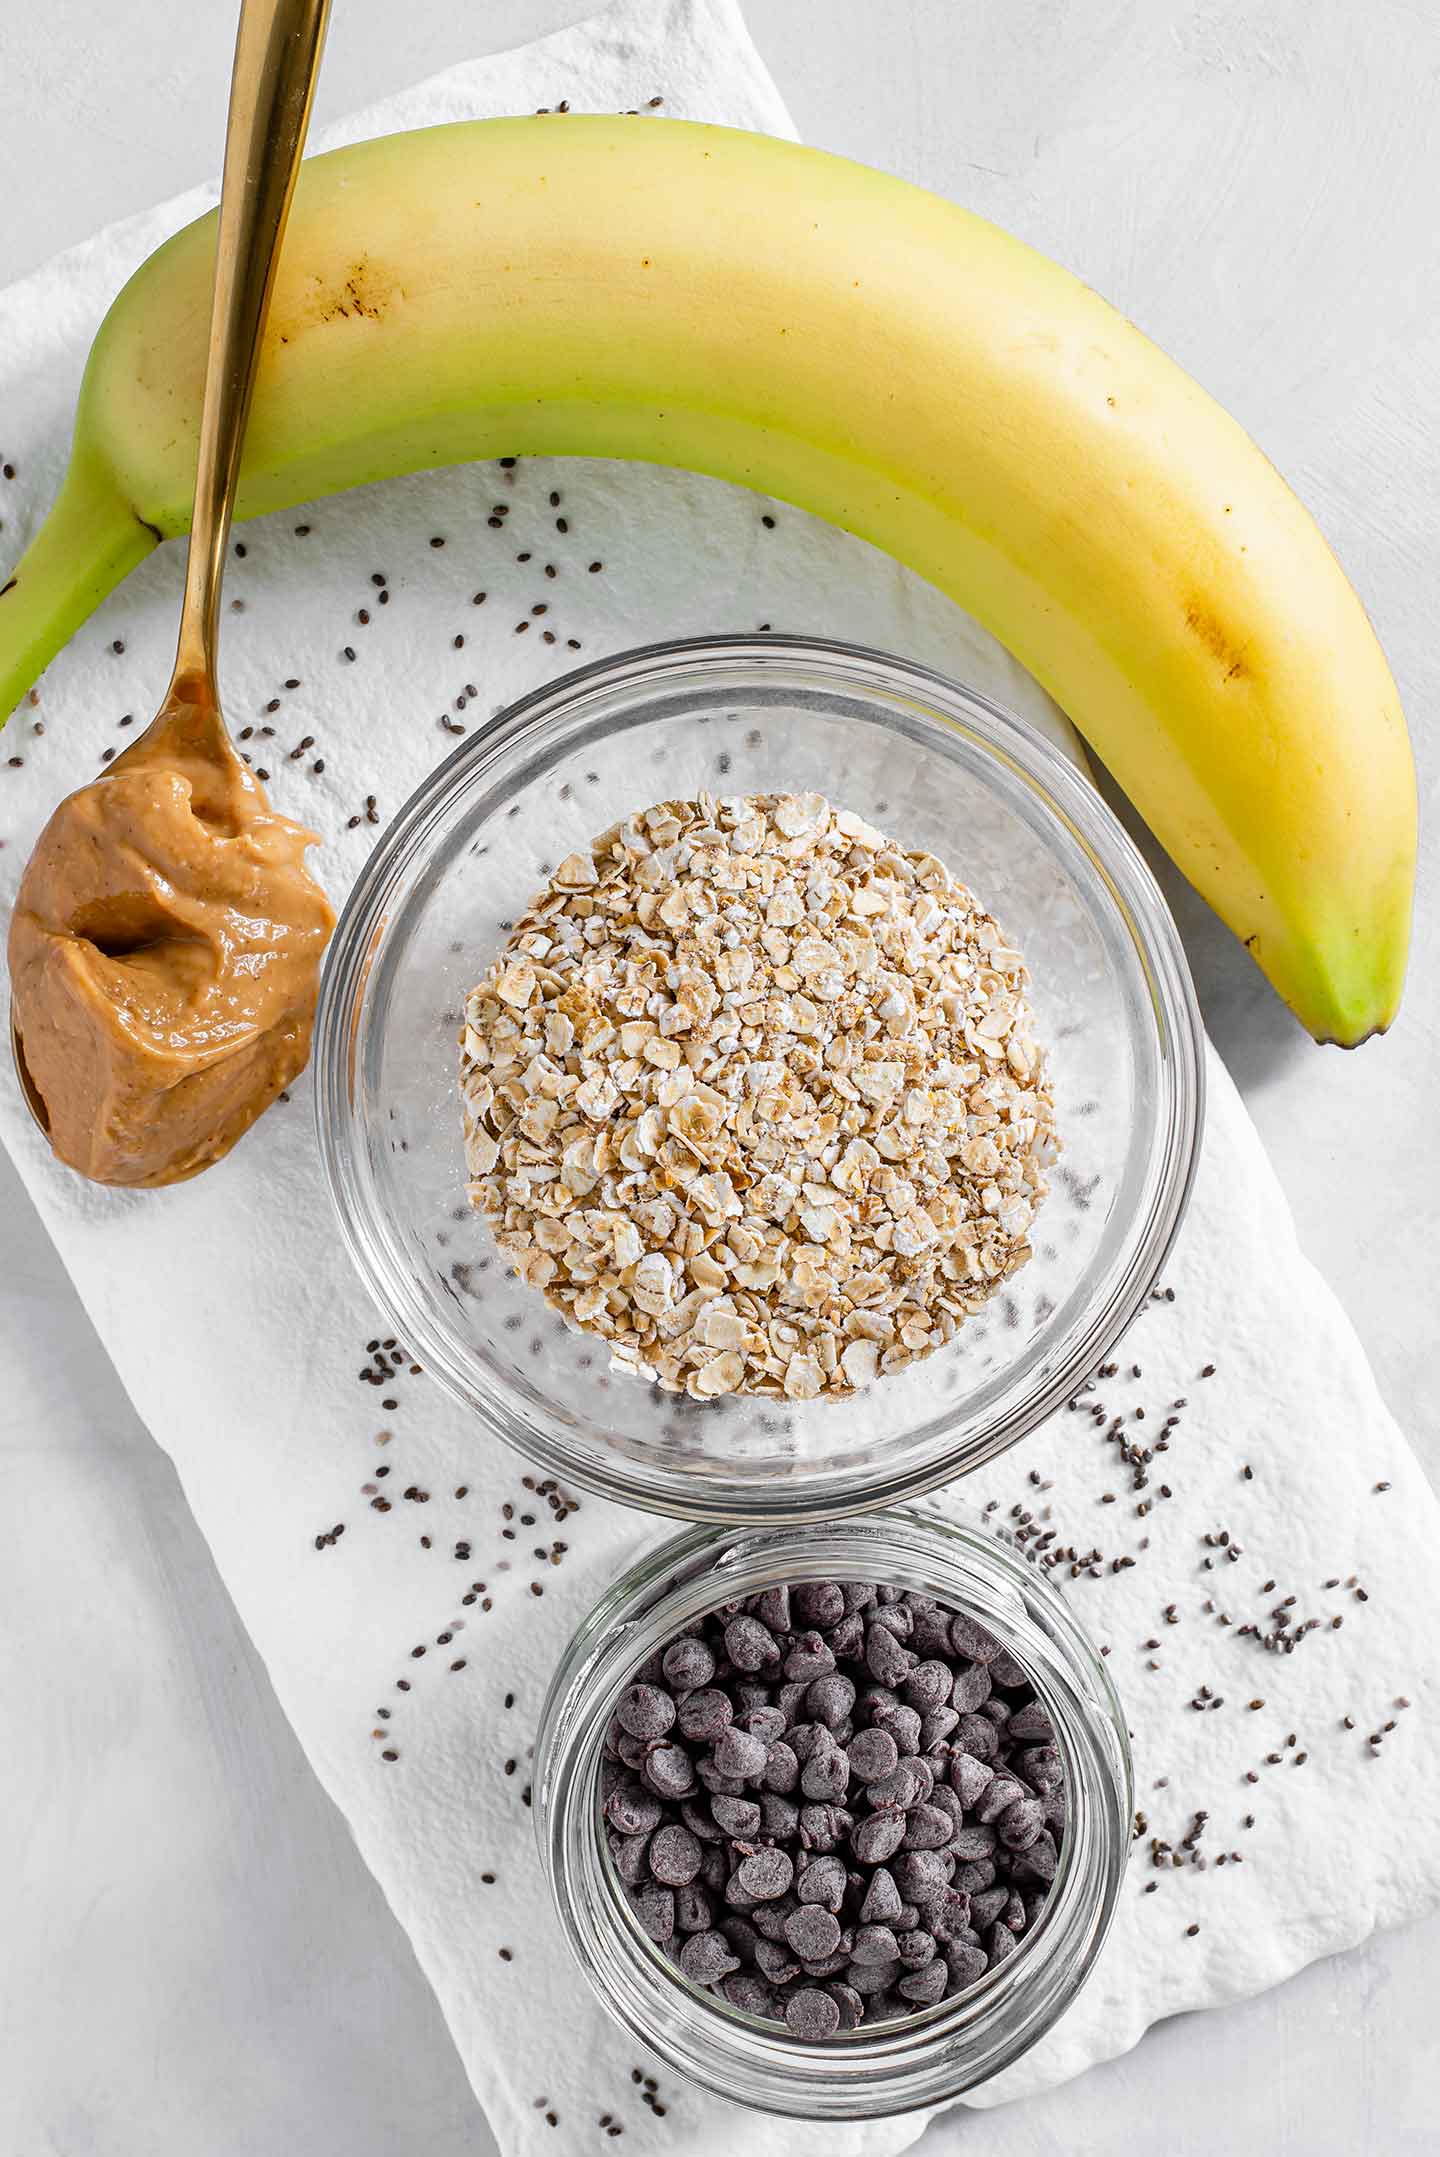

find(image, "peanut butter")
[8,699,333,1187]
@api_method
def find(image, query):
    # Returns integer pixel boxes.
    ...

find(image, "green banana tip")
[0,450,160,729]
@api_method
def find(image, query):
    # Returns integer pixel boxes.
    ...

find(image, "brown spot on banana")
[1183,599,1250,682]
[295,257,396,330]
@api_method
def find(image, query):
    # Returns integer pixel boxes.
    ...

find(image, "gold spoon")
[10,0,331,1132]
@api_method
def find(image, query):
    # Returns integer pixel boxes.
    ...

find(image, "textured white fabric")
[1,3,1436,2150]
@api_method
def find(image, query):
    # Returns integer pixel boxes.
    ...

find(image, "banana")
[0,116,1414,1044]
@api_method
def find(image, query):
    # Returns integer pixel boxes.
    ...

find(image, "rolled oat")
[459,792,1055,1399]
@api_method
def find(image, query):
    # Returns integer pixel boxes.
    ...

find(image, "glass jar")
[534,1506,1132,2119]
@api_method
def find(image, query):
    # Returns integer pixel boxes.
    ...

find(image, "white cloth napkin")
[2,2,1437,2150]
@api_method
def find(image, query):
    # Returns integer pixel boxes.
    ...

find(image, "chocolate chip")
[648,1823,703,1885]
[712,1727,768,1781]
[675,1882,712,1933]
[954,1713,1001,1762]
[798,1745,847,1803]
[783,1903,842,1960]
[975,1774,1027,1826]
[632,1884,675,1942]
[847,1728,899,1784]
[762,1739,800,1794]
[725,1614,780,1672]
[605,1785,661,1835]
[611,1831,652,1886]
[988,1652,1031,1690]
[865,1624,914,1688]
[796,1854,848,1912]
[1007,1700,1054,1743]
[946,1941,988,1988]
[678,1930,740,1983]
[865,1763,926,1812]
[800,1802,853,1853]
[794,1582,846,1628]
[950,1660,993,1713]
[722,1970,775,2016]
[736,1847,794,1901]
[851,1809,908,1865]
[896,1923,939,1972]
[786,1988,841,2040]
[971,1885,1009,1929]
[741,1705,787,1745]
[856,1866,904,1925]
[997,1797,1047,1850]
[662,1636,716,1691]
[902,1803,954,1851]
[642,1745,695,1800]
[850,1923,901,1966]
[806,1673,857,1729]
[949,1614,1002,1663]
[677,1688,733,1742]
[897,1956,948,2005]
[749,1898,798,1946]
[986,1919,1018,1967]
[902,1660,953,1711]
[617,1683,675,1741]
[895,1849,952,1901]
[869,1699,922,1754]
[948,1823,998,1862]
[784,1631,836,1682]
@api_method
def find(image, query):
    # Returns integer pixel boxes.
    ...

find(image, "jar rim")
[534,1505,1133,2118]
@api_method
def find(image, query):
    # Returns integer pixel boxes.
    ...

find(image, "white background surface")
[2,3,1437,2153]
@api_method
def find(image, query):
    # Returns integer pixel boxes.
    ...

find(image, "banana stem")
[0,445,159,729]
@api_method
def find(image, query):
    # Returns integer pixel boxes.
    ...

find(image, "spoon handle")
[171,0,332,693]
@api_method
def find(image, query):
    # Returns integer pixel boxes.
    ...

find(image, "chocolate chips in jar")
[602,1579,1066,2033]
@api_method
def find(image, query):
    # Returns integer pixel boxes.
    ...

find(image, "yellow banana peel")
[0,117,1415,1044]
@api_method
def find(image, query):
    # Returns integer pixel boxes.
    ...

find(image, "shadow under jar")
[534,1507,1132,2119]
[316,636,1203,1520]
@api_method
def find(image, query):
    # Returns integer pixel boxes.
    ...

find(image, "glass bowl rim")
[314,632,1205,1521]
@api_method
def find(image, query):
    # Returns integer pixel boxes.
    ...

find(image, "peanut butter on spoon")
[6,0,334,1187]
[8,698,332,1186]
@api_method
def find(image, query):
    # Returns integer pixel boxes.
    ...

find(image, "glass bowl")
[315,635,1203,1519]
